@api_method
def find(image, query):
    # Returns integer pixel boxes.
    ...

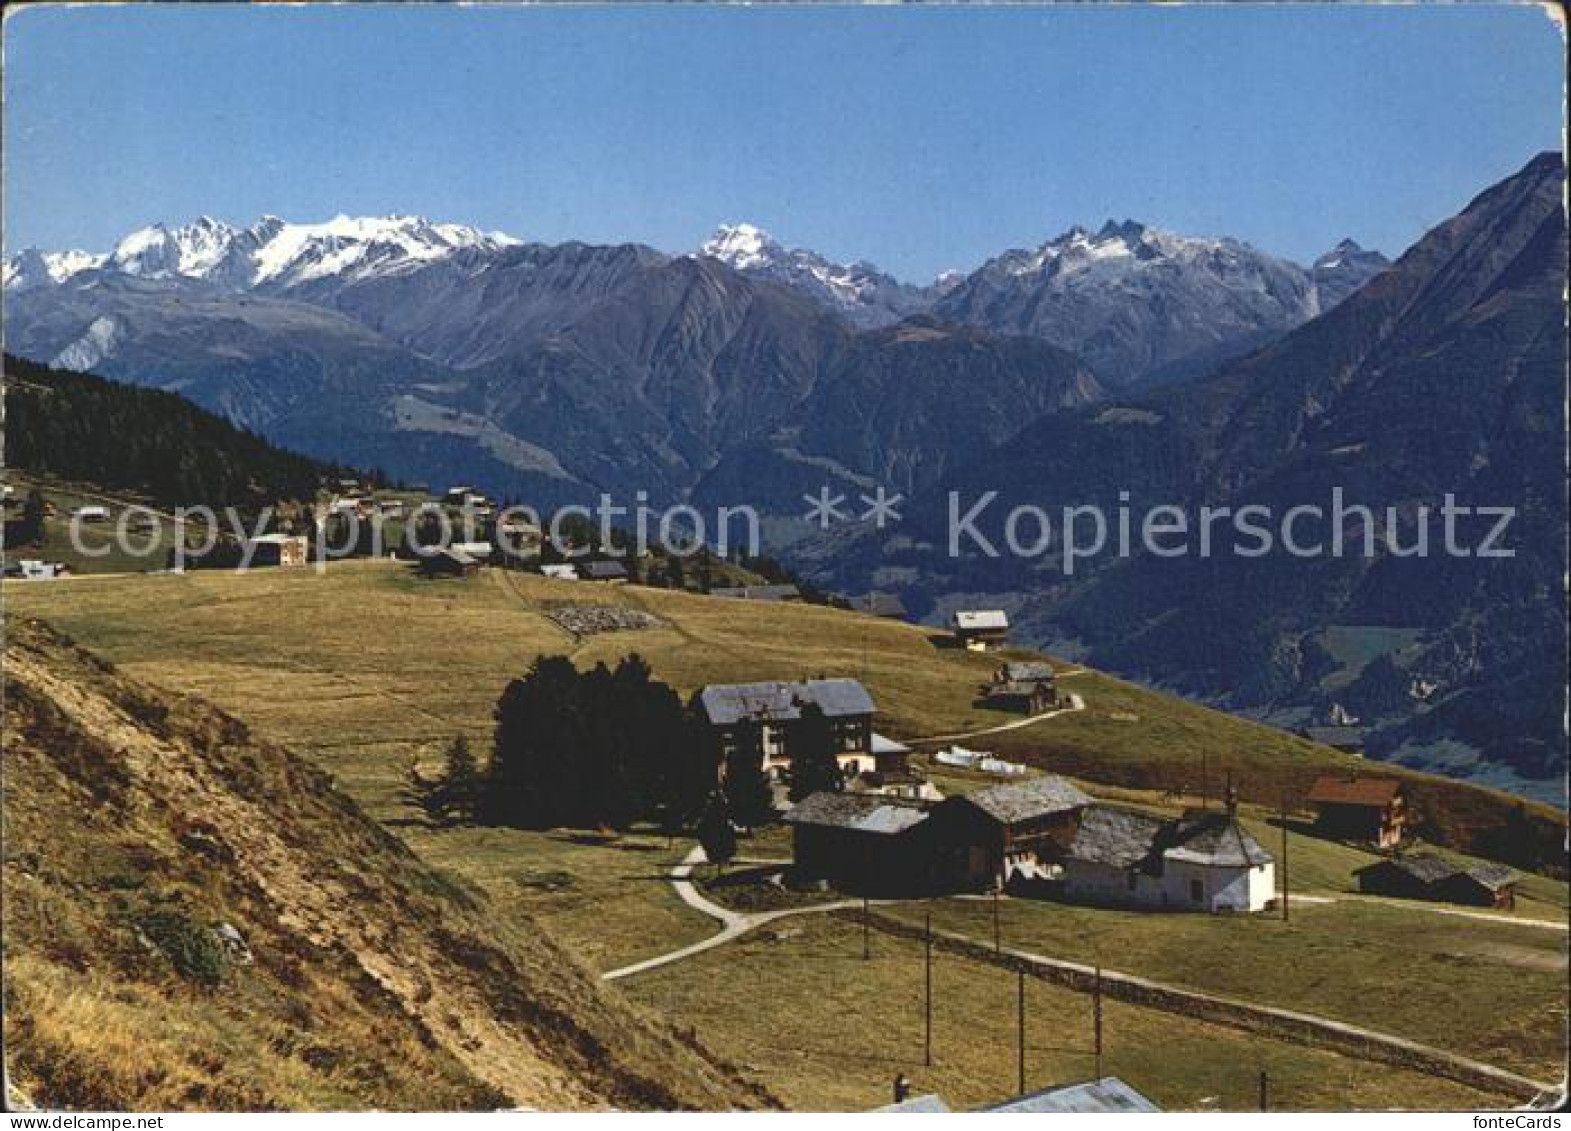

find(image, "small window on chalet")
[1126,871,1137,891]
[1190,879,1203,902]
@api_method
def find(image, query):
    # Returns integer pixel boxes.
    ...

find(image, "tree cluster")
[3,353,348,510]
[485,654,719,830]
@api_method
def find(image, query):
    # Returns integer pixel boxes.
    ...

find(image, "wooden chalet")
[697,679,877,780]
[983,663,1058,714]
[950,609,1010,651]
[243,533,309,568]
[419,547,481,577]
[848,734,942,801]
[924,775,1092,890]
[1354,854,1517,909]
[1306,775,1405,848]
[783,791,931,896]
[582,559,629,583]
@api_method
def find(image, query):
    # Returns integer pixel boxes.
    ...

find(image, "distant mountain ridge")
[695,219,1387,381]
[812,151,1566,799]
[698,223,952,329]
[4,213,522,293]
[7,213,1385,391]
[3,225,1100,509]
[933,221,1388,386]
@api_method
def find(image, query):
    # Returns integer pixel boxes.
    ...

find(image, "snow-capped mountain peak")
[7,213,525,294]
[700,223,781,271]
[998,219,1231,279]
[697,222,938,329]
[1,247,107,290]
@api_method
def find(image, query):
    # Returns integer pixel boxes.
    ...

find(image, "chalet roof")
[1065,806,1272,870]
[952,609,1009,631]
[450,541,493,557]
[1062,806,1167,868]
[960,775,1091,825]
[709,583,801,601]
[582,559,629,579]
[852,592,908,618]
[698,678,875,726]
[1306,775,1402,808]
[783,791,929,835]
[428,547,478,567]
[1000,661,1056,683]
[1358,854,1517,890]
[1357,854,1457,885]
[1463,862,1519,890]
[1163,812,1274,868]
[981,1078,1162,1114]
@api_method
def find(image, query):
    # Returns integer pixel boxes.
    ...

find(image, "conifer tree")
[788,701,844,802]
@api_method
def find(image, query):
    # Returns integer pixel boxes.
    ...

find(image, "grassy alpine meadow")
[620,912,1512,1111]
[876,891,1566,1082]
[7,559,1566,1107]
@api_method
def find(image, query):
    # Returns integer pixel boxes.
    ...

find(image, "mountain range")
[810,151,1567,799]
[3,209,1380,502]
[4,156,1558,797]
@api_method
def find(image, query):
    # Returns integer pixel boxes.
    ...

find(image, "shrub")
[137,912,227,987]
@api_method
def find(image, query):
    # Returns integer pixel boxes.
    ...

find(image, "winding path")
[602,846,862,981]
[906,692,1085,745]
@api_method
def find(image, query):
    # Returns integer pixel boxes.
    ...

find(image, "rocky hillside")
[1,618,769,1112]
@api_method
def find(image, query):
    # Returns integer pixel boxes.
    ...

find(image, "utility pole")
[1258,1070,1269,1111]
[863,894,871,960]
[924,907,934,1067]
[1281,792,1291,923]
[1093,964,1104,1080]
[993,887,1002,953]
[1016,968,1027,1095]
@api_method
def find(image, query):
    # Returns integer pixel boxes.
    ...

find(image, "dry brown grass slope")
[1,617,773,1112]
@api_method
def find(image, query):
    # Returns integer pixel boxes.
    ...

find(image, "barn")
[950,609,1010,651]
[783,791,931,896]
[1306,775,1406,848]
[1354,855,1517,909]
[418,547,480,577]
[925,775,1092,891]
[582,559,630,582]
[982,679,1055,715]
[243,533,309,568]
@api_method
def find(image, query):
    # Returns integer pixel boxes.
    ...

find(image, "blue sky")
[3,4,1563,280]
